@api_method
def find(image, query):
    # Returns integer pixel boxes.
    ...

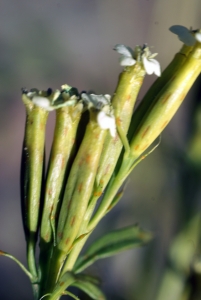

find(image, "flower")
[31,89,60,111]
[23,87,78,111]
[97,111,116,137]
[22,88,55,111]
[141,45,161,76]
[81,93,116,137]
[114,44,161,76]
[169,25,201,46]
[113,44,136,66]
[32,96,53,110]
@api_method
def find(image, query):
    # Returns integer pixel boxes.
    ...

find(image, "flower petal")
[142,56,154,75]
[104,94,111,103]
[195,32,201,43]
[97,111,116,137]
[89,94,109,109]
[81,93,90,102]
[32,96,52,110]
[169,25,196,46]
[148,53,158,59]
[142,56,161,77]
[119,56,136,66]
[169,25,189,35]
[114,44,134,57]
[149,59,161,77]
[81,93,93,107]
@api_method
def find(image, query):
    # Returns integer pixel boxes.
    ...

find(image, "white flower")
[23,88,54,111]
[114,43,161,76]
[141,46,161,76]
[32,96,53,111]
[113,44,136,66]
[169,25,201,46]
[97,111,116,137]
[31,89,60,111]
[195,31,201,43]
[80,92,115,136]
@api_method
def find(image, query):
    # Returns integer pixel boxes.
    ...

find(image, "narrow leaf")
[72,275,106,300]
[49,272,76,300]
[0,250,33,281]
[74,225,152,273]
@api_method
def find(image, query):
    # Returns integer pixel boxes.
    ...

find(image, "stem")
[27,234,38,279]
[39,247,66,297]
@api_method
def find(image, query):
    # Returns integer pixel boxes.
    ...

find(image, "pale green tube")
[21,92,49,278]
[128,43,193,141]
[130,42,201,160]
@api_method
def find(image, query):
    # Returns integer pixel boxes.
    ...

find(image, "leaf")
[72,274,106,300]
[0,250,33,281]
[49,272,76,300]
[74,224,152,273]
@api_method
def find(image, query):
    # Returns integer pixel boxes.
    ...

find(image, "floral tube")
[58,48,154,275]
[39,95,82,241]
[93,59,146,204]
[39,101,83,289]
[130,41,201,160]
[21,90,49,278]
[43,110,107,294]
[128,43,193,142]
[61,61,147,274]
[40,105,82,245]
[88,41,201,232]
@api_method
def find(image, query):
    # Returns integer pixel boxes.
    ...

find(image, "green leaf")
[49,272,76,300]
[74,224,152,273]
[0,250,33,281]
[72,274,106,300]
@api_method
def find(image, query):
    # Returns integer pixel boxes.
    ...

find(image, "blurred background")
[0,0,201,299]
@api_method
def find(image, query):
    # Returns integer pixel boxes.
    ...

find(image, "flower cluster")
[3,25,201,300]
[23,87,117,138]
[22,85,79,111]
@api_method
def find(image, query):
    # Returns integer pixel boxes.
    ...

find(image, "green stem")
[27,234,38,279]
[39,104,82,288]
[39,247,67,297]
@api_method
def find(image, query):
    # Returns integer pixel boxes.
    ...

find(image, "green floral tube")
[92,60,146,205]
[128,43,193,142]
[57,48,155,275]
[39,102,83,290]
[88,42,201,232]
[40,104,83,245]
[21,90,49,277]
[57,117,106,252]
[43,110,107,294]
[60,61,146,275]
[130,42,201,160]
